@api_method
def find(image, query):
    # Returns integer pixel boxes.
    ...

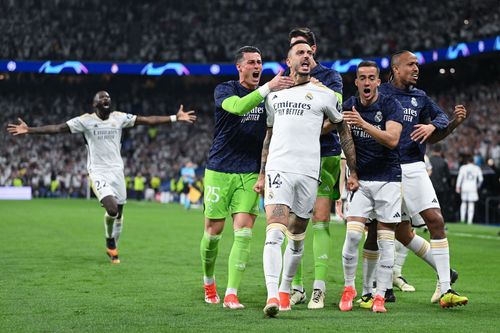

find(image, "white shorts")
[461,191,478,202]
[401,162,440,219]
[264,170,318,219]
[346,180,402,223]
[89,169,127,205]
[409,213,426,227]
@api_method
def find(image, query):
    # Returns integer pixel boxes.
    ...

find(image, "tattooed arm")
[253,127,273,194]
[336,120,359,191]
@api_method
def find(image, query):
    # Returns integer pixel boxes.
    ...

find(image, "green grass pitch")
[1,199,499,332]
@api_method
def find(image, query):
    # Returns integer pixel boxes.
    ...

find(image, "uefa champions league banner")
[1,36,498,76]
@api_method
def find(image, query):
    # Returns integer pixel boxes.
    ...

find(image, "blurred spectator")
[429,144,452,221]
[1,0,498,62]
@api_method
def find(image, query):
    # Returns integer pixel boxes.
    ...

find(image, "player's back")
[265,82,342,179]
[458,163,483,192]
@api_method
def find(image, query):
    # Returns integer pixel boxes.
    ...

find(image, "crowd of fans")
[1,73,499,202]
[0,75,214,198]
[1,0,498,62]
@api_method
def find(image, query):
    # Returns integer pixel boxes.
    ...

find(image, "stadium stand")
[1,0,498,62]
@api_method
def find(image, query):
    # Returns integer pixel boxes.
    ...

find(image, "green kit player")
[200,46,293,309]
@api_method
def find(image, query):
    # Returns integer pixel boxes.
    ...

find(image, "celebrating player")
[379,50,469,307]
[7,91,196,263]
[200,46,294,309]
[285,27,344,309]
[254,41,356,317]
[339,61,403,313]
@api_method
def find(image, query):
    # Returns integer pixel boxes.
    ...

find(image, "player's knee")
[363,224,378,250]
[346,228,363,245]
[395,221,412,246]
[101,196,118,217]
[288,222,307,235]
[312,211,330,223]
[105,204,119,217]
[424,211,444,230]
[204,219,225,235]
[266,223,286,245]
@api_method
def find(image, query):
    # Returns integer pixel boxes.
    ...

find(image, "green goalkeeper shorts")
[203,169,260,219]
[317,155,342,200]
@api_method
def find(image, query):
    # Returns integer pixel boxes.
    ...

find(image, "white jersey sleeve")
[114,111,137,128]
[322,87,343,123]
[66,115,87,133]
[265,97,275,127]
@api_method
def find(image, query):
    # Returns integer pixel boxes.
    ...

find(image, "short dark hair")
[289,40,310,51]
[464,153,474,163]
[235,46,261,64]
[389,50,412,80]
[289,27,316,46]
[432,143,443,153]
[356,60,379,76]
[390,50,411,69]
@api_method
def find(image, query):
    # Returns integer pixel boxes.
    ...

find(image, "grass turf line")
[1,199,499,332]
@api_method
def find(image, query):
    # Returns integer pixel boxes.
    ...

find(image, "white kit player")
[253,41,357,317]
[7,91,196,263]
[339,61,403,313]
[456,155,483,224]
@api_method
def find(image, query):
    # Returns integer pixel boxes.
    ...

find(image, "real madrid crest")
[305,92,313,101]
[411,97,418,107]
[374,111,383,122]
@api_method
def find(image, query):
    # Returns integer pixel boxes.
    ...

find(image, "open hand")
[410,123,436,144]
[268,70,294,92]
[7,118,29,135]
[176,105,197,123]
[343,106,366,128]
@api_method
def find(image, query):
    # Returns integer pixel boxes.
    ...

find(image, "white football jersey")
[265,82,343,179]
[456,163,483,193]
[66,111,137,172]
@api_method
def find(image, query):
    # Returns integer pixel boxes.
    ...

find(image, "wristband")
[257,83,271,97]
[170,115,177,123]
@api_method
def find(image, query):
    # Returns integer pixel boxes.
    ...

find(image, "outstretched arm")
[253,127,273,194]
[7,118,70,135]
[424,105,468,144]
[222,71,294,116]
[135,105,196,125]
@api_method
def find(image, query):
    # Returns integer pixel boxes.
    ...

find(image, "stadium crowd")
[1,75,499,203]
[1,0,498,62]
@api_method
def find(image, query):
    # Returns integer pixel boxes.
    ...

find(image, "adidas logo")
[272,95,278,100]
[431,198,438,203]
[393,212,401,218]
[323,186,330,192]
[318,254,328,260]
